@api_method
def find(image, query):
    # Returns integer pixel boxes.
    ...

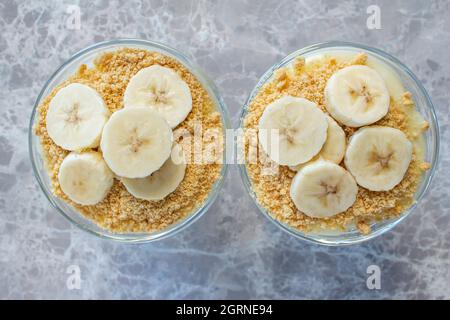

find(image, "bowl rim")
[29,38,231,243]
[238,40,440,246]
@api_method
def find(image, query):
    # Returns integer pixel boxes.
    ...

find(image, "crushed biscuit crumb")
[293,57,305,75]
[274,69,289,91]
[419,162,431,171]
[357,220,372,235]
[402,91,414,106]
[421,121,430,131]
[351,53,368,65]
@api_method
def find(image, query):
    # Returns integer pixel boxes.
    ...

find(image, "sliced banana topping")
[290,160,358,218]
[258,96,328,166]
[122,143,186,201]
[46,83,109,151]
[100,107,173,179]
[58,151,114,206]
[325,65,390,127]
[289,115,346,171]
[124,65,192,128]
[345,126,413,191]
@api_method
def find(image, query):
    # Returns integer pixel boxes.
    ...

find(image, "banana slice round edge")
[100,107,173,179]
[321,115,347,164]
[289,114,346,171]
[58,151,114,206]
[344,126,413,191]
[258,96,328,166]
[46,83,109,151]
[325,65,390,127]
[124,65,192,128]
[122,143,186,201]
[290,160,358,218]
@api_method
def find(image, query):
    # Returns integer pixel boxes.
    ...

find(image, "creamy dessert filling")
[243,52,430,234]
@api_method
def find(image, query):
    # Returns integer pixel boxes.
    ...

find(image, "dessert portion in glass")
[30,40,228,241]
[240,42,438,245]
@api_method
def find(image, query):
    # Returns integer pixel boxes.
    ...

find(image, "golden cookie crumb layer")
[35,48,224,233]
[243,53,429,233]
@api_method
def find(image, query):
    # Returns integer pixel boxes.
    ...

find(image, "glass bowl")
[29,39,230,243]
[239,41,439,246]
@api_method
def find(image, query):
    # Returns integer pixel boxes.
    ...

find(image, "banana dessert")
[244,52,430,234]
[35,48,224,233]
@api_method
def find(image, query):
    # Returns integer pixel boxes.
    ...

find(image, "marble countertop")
[1,0,449,299]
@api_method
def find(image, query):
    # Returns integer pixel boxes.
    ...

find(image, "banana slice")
[58,151,114,205]
[289,115,346,171]
[345,126,413,191]
[124,65,192,128]
[290,160,358,218]
[100,107,173,178]
[121,143,186,201]
[46,83,109,151]
[258,96,328,166]
[325,65,390,127]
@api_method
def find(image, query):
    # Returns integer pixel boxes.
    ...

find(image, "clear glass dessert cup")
[29,39,231,243]
[239,41,439,246]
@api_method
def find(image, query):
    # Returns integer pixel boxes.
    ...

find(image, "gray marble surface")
[0,0,449,299]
